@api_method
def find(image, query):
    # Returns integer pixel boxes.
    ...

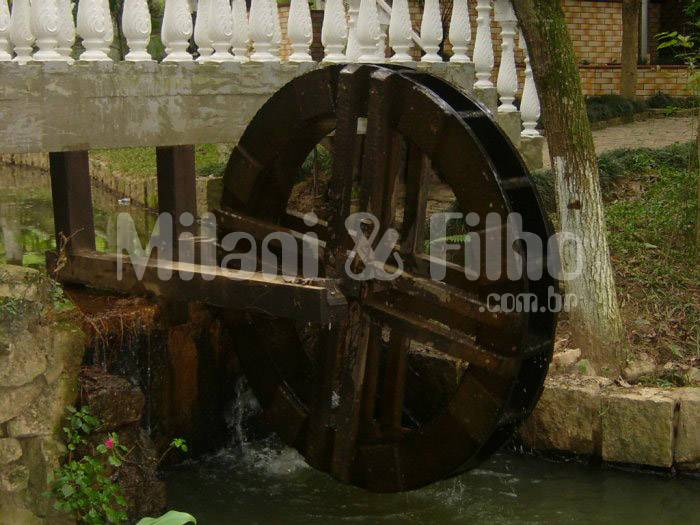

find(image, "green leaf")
[108,456,122,467]
[136,510,197,525]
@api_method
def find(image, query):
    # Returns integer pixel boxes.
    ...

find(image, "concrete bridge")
[0,0,543,165]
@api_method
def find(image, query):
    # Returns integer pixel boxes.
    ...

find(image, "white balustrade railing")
[495,0,517,112]
[0,0,11,61]
[519,30,541,137]
[0,0,540,136]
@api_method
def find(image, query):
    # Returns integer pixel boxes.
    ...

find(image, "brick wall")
[579,64,692,97]
[564,0,623,65]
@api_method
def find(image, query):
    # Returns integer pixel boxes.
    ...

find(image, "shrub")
[585,94,647,123]
[647,92,700,109]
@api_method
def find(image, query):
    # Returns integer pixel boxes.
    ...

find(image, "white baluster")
[448,0,470,63]
[162,0,194,62]
[10,0,33,64]
[209,0,235,61]
[345,0,360,61]
[194,0,213,61]
[101,0,114,56]
[356,0,382,63]
[0,0,11,61]
[420,0,442,62]
[56,0,76,61]
[495,0,517,112]
[249,0,277,62]
[473,0,494,88]
[77,0,111,61]
[519,30,540,137]
[269,0,281,59]
[32,0,63,61]
[288,0,312,62]
[321,0,347,63]
[123,0,153,61]
[388,0,412,62]
[230,0,249,62]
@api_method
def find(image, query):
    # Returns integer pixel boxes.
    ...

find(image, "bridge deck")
[0,62,473,155]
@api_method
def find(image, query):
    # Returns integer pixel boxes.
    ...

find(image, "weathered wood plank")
[47,250,347,324]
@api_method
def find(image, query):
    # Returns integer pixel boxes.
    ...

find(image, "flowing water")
[2,165,699,524]
[165,378,700,525]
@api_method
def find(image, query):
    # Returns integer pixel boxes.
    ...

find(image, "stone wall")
[520,375,700,471]
[0,265,85,523]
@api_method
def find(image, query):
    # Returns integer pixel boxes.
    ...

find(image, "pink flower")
[104,437,115,449]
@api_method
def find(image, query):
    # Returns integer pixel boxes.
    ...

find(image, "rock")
[0,376,46,424]
[551,348,581,371]
[0,464,29,493]
[80,367,145,429]
[44,324,85,385]
[519,375,608,455]
[7,369,80,438]
[20,437,67,510]
[575,359,597,377]
[601,388,675,467]
[0,265,51,304]
[622,353,656,383]
[688,368,700,385]
[0,330,47,388]
[0,439,22,466]
[674,388,700,467]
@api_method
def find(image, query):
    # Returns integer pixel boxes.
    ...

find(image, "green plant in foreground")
[137,510,197,525]
[48,407,128,524]
[49,406,192,524]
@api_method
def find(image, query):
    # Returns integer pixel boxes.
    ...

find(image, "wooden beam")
[156,145,197,248]
[47,250,348,324]
[48,151,96,253]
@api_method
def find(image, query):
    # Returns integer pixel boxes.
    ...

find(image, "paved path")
[542,115,696,168]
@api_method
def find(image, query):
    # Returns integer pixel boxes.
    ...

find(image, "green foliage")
[585,94,647,123]
[137,510,197,525]
[646,92,700,109]
[62,406,101,453]
[49,405,191,524]
[49,407,128,524]
[300,144,333,181]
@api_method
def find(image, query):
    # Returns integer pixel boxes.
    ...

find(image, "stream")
[1,165,699,524]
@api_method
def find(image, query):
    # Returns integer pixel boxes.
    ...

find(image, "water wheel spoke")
[332,308,372,480]
[362,69,404,236]
[378,331,409,436]
[400,143,431,255]
[363,300,518,377]
[306,322,347,469]
[384,270,519,329]
[326,65,369,267]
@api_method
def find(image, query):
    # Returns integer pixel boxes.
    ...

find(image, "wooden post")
[49,151,96,254]
[156,145,197,248]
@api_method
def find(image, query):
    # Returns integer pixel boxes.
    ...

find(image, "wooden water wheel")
[216,64,557,492]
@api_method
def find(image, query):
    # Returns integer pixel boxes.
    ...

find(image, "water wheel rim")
[218,65,557,492]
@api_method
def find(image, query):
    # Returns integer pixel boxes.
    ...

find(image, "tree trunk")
[512,0,626,373]
[620,0,641,99]
[696,108,700,256]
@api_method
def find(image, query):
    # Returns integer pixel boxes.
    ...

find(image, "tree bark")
[620,0,641,99]
[512,0,626,373]
[696,108,700,257]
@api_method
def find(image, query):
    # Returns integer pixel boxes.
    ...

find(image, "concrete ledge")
[519,375,700,471]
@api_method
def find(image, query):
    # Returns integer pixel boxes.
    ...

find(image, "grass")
[535,142,699,365]
[91,144,228,180]
[604,143,699,363]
